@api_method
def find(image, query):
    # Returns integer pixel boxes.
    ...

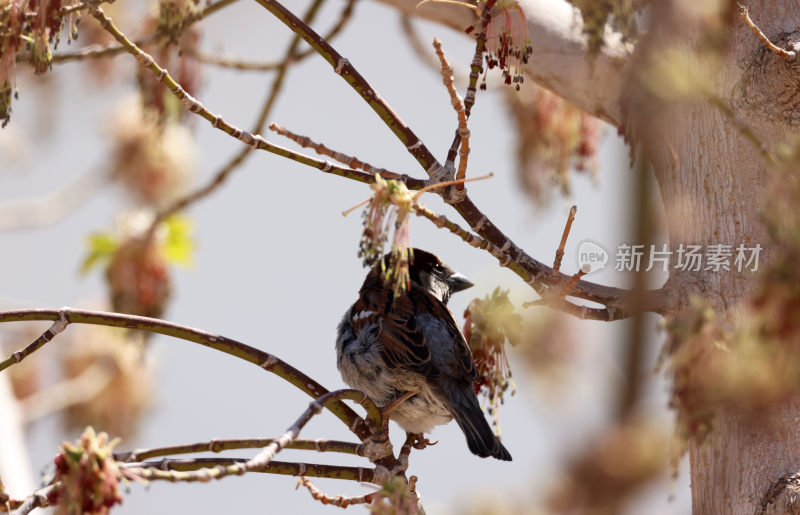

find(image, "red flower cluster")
[49,428,123,515]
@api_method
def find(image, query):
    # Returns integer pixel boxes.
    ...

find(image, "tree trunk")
[633,1,798,512]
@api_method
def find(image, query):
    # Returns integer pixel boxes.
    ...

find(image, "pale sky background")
[0,0,691,512]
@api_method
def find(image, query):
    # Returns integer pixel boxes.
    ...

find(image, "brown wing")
[379,292,433,374]
[352,289,432,375]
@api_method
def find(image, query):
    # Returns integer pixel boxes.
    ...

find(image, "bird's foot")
[408,433,437,450]
[378,391,416,431]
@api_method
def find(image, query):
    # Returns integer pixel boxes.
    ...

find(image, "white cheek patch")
[352,310,376,321]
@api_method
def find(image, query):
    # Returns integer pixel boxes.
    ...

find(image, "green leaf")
[162,214,194,266]
[80,233,118,276]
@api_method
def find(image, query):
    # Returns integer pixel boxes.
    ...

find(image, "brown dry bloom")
[109,97,195,207]
[547,416,671,515]
[505,85,599,203]
[515,309,579,391]
[105,235,172,319]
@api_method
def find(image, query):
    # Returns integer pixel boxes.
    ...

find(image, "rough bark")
[630,2,799,512]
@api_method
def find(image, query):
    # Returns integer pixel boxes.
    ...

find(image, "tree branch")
[297,476,375,507]
[737,3,797,61]
[148,0,329,234]
[1,484,55,514]
[268,123,423,185]
[0,308,372,440]
[43,0,239,64]
[0,167,107,232]
[372,0,632,126]
[185,0,357,72]
[250,0,442,175]
[88,6,384,189]
[116,437,364,462]
[449,195,673,320]
[122,389,378,483]
[123,457,376,483]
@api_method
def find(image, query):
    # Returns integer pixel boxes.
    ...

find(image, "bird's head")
[406,249,474,304]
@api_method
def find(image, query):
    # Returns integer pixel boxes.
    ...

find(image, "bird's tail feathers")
[440,381,512,461]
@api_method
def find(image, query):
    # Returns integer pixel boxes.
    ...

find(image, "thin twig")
[413,203,507,261]
[123,390,376,483]
[562,269,587,293]
[251,0,441,176]
[46,0,238,64]
[122,458,376,483]
[0,307,372,440]
[149,0,328,235]
[48,34,160,63]
[116,438,364,462]
[5,484,55,514]
[23,0,99,20]
[88,6,381,194]
[3,311,68,370]
[737,3,797,61]
[188,51,290,71]
[433,38,470,189]
[268,123,417,183]
[553,205,577,278]
[445,0,495,166]
[187,0,357,72]
[297,476,374,507]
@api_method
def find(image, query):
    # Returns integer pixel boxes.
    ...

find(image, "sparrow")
[336,249,512,461]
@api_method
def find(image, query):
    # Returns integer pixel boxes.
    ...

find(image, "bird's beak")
[448,272,474,293]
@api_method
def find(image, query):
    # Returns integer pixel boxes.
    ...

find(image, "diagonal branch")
[185,0,357,72]
[250,0,443,176]
[450,195,673,320]
[269,123,421,184]
[88,6,385,189]
[148,0,328,233]
[0,308,373,440]
[737,3,797,61]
